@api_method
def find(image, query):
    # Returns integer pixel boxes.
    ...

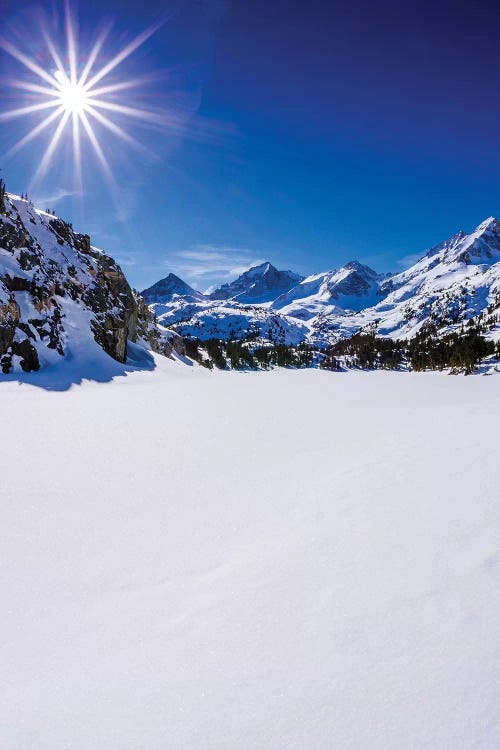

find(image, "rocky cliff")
[0,191,183,373]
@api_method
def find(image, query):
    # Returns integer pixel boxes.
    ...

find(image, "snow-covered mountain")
[142,217,500,350]
[141,273,204,304]
[309,216,500,346]
[0,192,183,374]
[273,261,388,320]
[144,262,308,343]
[209,262,303,303]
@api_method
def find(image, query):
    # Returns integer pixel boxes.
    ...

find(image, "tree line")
[320,327,499,374]
[183,337,314,370]
[180,327,499,374]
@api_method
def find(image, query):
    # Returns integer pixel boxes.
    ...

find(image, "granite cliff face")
[0,191,182,373]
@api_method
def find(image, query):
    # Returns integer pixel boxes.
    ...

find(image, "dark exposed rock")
[134,291,186,359]
[159,329,186,359]
[12,338,40,372]
[83,252,138,363]
[3,275,33,293]
[0,296,19,363]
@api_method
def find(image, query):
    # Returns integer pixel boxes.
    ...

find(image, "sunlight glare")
[56,74,89,116]
[0,3,167,192]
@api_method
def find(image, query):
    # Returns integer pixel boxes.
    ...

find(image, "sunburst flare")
[0,1,169,193]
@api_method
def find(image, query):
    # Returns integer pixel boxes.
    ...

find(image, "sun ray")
[85,98,171,126]
[0,38,60,88]
[80,110,131,221]
[87,72,163,99]
[3,105,66,159]
[41,27,69,86]
[79,110,113,181]
[85,104,153,157]
[78,22,113,88]
[0,5,171,200]
[0,100,62,122]
[65,0,79,85]
[29,109,71,191]
[83,21,164,91]
[72,111,83,193]
[6,79,62,97]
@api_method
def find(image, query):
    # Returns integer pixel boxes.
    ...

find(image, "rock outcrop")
[0,192,181,373]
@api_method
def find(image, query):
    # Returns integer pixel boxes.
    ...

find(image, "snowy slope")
[142,263,309,344]
[273,260,387,320]
[5,191,499,377]
[171,300,308,344]
[308,217,500,346]
[1,364,499,749]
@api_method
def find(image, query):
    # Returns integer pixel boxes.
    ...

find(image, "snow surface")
[2,361,500,749]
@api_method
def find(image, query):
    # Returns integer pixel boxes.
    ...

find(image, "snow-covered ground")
[2,360,499,749]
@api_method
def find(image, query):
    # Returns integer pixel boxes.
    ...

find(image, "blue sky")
[2,0,500,291]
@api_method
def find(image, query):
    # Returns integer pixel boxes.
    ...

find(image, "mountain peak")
[243,261,274,278]
[343,260,377,276]
[475,216,499,233]
[141,273,203,304]
[209,262,303,303]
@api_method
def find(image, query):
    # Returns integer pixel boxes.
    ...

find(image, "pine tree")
[0,177,6,213]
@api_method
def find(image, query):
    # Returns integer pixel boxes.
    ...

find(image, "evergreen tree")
[0,177,6,213]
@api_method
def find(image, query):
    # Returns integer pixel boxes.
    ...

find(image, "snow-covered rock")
[0,193,180,373]
[144,263,309,344]
[7,191,498,378]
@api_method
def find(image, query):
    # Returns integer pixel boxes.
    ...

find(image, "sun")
[54,71,89,116]
[0,2,168,193]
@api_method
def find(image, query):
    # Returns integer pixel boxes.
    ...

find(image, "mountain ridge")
[144,216,500,349]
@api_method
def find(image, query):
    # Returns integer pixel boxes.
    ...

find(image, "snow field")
[1,361,499,748]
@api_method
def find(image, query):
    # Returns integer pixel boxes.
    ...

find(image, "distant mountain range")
[141,217,500,348]
[142,262,303,306]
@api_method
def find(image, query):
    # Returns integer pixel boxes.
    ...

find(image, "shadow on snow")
[0,341,156,392]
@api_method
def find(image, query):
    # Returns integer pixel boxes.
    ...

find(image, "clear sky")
[2,0,500,292]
